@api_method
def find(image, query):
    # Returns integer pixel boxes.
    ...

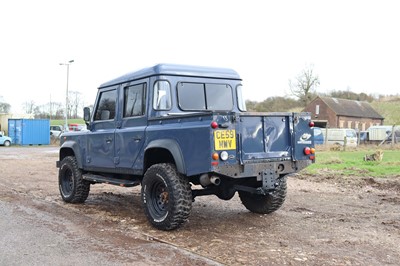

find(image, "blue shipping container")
[8,119,50,145]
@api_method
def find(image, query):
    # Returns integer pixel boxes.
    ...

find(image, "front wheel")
[4,140,11,147]
[238,176,287,214]
[58,156,90,203]
[141,163,192,231]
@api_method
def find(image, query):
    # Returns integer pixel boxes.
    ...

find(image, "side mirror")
[83,107,91,129]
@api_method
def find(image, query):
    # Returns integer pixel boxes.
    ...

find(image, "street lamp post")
[59,60,74,132]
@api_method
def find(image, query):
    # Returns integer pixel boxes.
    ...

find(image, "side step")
[83,173,140,187]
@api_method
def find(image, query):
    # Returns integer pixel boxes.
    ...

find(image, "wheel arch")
[59,141,84,169]
[144,139,186,174]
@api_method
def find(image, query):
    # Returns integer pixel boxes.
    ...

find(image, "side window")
[236,85,247,111]
[177,82,234,111]
[205,84,233,110]
[124,83,146,117]
[94,89,117,121]
[153,80,171,110]
[178,83,206,110]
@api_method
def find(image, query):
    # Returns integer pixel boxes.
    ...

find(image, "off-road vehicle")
[57,64,315,230]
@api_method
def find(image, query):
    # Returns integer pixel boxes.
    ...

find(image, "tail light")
[304,147,316,160]
[212,153,219,160]
[211,121,218,129]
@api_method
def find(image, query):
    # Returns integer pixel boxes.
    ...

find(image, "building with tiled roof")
[303,96,384,130]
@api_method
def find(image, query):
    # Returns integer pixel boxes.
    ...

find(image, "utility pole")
[59,60,74,131]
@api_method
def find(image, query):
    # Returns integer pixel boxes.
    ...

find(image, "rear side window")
[94,89,117,121]
[153,80,171,110]
[178,83,205,110]
[177,82,233,111]
[206,84,233,110]
[237,85,247,111]
[123,83,146,117]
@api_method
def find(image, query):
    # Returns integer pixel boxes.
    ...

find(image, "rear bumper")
[212,159,312,180]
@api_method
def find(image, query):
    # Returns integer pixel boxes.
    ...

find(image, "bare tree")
[69,91,83,118]
[23,101,36,114]
[52,102,64,119]
[289,65,320,106]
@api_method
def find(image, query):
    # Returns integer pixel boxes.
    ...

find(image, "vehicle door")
[115,80,148,170]
[86,86,118,170]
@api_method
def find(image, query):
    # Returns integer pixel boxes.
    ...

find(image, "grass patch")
[371,100,400,125]
[50,119,85,126]
[304,149,400,177]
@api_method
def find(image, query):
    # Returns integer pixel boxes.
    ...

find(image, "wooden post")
[391,125,395,149]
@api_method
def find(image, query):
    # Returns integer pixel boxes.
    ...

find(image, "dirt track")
[0,146,399,265]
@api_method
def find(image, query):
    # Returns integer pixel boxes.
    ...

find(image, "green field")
[371,98,400,125]
[50,119,85,126]
[303,97,400,178]
[303,148,400,177]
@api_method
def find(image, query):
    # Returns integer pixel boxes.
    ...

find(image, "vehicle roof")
[99,63,241,88]
[368,125,393,129]
[326,128,356,131]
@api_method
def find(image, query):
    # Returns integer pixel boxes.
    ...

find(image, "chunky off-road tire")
[141,163,192,231]
[238,177,287,214]
[58,156,90,203]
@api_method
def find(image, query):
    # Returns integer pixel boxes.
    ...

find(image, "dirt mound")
[293,172,400,192]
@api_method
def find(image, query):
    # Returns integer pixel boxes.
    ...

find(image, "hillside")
[371,97,400,125]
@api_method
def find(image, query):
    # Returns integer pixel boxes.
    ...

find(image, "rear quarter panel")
[145,115,213,176]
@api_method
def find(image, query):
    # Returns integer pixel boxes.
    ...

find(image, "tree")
[246,97,302,112]
[23,101,36,114]
[0,102,11,113]
[289,65,320,106]
[327,90,375,102]
[0,96,11,113]
[69,91,83,119]
[245,100,258,111]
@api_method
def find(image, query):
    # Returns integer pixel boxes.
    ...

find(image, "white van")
[322,128,358,147]
[50,125,63,138]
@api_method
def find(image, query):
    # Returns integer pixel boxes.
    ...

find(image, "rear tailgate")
[239,112,313,163]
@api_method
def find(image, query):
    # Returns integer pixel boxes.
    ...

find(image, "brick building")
[303,96,384,131]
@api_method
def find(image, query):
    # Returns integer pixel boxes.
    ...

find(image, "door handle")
[106,138,113,144]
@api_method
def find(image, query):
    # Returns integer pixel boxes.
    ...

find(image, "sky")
[1,0,399,114]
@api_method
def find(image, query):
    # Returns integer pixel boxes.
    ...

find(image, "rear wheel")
[238,176,287,214]
[58,156,90,203]
[141,163,192,230]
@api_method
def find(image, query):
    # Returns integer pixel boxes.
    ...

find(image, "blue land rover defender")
[57,64,315,230]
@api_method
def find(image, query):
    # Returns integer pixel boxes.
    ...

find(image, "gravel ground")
[0,146,399,265]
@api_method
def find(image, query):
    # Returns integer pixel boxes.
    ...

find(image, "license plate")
[214,130,236,150]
